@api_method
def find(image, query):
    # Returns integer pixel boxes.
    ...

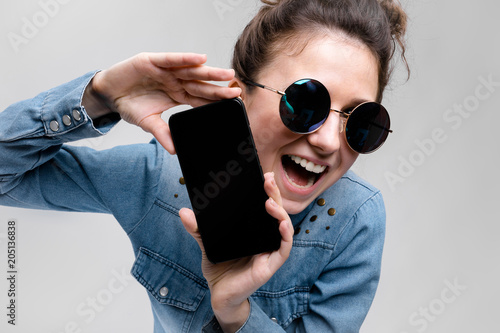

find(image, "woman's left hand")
[179,172,294,332]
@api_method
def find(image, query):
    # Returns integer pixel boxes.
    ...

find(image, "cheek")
[252,117,284,150]
[338,138,359,169]
[245,103,292,172]
[246,98,283,148]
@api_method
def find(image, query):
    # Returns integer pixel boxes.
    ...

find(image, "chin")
[282,198,311,215]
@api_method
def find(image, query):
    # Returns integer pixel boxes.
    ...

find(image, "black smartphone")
[169,98,281,263]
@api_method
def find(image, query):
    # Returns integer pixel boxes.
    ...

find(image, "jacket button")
[271,317,278,323]
[328,208,336,216]
[62,114,72,126]
[317,198,326,206]
[72,109,82,121]
[159,287,169,297]
[49,120,59,132]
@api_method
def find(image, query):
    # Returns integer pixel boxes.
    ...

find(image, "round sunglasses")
[245,78,392,154]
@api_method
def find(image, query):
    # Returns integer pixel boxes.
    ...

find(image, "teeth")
[313,164,325,173]
[289,155,327,174]
[284,171,315,189]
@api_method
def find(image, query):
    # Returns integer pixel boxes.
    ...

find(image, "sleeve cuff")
[41,70,120,141]
[202,316,224,333]
[202,298,284,333]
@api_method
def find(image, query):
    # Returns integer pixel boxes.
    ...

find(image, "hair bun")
[379,0,407,37]
[379,0,409,79]
[233,0,410,101]
[261,0,280,5]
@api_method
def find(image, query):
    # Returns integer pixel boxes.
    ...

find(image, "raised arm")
[85,52,241,153]
[0,52,240,219]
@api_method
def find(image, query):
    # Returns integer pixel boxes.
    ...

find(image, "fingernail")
[268,197,278,207]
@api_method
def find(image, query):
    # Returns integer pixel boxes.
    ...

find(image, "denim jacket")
[0,72,386,332]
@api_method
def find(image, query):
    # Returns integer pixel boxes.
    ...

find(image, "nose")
[306,111,342,154]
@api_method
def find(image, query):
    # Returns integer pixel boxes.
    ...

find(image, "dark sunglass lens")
[345,102,391,153]
[279,79,330,133]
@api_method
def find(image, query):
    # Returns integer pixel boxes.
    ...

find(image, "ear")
[229,77,247,100]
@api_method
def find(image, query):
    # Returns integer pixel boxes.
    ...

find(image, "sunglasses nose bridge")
[331,109,348,133]
[305,109,344,153]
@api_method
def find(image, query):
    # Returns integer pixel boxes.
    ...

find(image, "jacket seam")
[253,286,310,297]
[292,239,335,251]
[132,267,203,311]
[41,90,49,134]
[126,141,166,235]
[251,287,309,328]
[138,247,208,288]
[126,198,157,236]
[153,197,180,216]
[127,196,179,235]
[341,172,378,193]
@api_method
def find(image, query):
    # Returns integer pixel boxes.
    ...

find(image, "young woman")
[0,0,408,332]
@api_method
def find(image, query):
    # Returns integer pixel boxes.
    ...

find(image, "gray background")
[0,0,498,332]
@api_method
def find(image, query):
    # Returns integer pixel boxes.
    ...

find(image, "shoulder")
[295,170,385,250]
[321,170,385,220]
[331,170,381,201]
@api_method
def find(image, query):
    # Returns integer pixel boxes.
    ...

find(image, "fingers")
[179,208,197,234]
[145,52,242,103]
[166,65,241,105]
[148,53,242,107]
[275,217,294,261]
[265,195,294,251]
[181,80,242,107]
[264,173,289,236]
[148,52,236,82]
[264,172,282,207]
[148,52,208,69]
[262,172,294,272]
[173,65,236,82]
[260,207,294,274]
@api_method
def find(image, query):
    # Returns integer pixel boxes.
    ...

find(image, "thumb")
[138,114,176,154]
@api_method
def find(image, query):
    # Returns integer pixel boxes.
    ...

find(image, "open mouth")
[281,155,328,189]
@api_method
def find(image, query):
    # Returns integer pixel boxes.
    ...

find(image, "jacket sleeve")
[0,71,163,234]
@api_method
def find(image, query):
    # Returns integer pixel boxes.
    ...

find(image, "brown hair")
[232,0,409,102]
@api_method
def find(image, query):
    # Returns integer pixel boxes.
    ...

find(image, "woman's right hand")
[179,172,294,332]
[86,52,241,153]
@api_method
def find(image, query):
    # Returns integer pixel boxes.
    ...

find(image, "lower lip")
[279,159,325,196]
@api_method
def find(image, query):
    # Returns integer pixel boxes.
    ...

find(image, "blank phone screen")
[169,98,281,263]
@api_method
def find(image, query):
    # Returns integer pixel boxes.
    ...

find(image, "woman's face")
[240,34,379,214]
